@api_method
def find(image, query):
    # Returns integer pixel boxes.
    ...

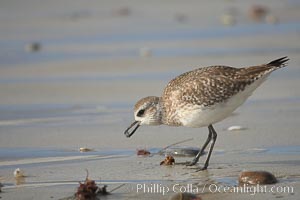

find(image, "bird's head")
[124,96,162,138]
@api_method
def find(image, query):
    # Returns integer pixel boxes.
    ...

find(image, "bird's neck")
[158,97,182,126]
[153,98,163,125]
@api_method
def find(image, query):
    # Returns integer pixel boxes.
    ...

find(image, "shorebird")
[124,57,289,170]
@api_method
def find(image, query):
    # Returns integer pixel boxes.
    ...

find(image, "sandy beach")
[0,0,300,199]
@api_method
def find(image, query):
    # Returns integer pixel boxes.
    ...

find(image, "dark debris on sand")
[75,171,109,200]
[136,148,151,156]
[160,155,175,166]
[59,170,126,200]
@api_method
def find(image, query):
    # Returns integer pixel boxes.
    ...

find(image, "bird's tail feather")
[267,56,289,68]
[238,56,289,80]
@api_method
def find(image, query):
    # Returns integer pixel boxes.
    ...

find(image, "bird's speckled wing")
[162,66,243,109]
[161,66,247,125]
[160,57,288,126]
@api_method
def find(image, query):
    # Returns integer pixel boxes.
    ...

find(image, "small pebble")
[265,14,279,24]
[25,42,41,52]
[113,7,131,17]
[68,10,91,21]
[79,147,93,152]
[249,5,268,22]
[174,13,188,23]
[139,47,152,57]
[239,171,277,185]
[227,125,246,131]
[170,192,202,200]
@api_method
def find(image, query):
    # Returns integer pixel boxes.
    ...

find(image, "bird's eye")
[137,109,145,117]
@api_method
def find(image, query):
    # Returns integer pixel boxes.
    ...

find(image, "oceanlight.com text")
[135,183,294,196]
[207,183,294,195]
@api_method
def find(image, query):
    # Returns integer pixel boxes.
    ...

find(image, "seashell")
[227,125,247,131]
[239,171,277,185]
[14,168,25,178]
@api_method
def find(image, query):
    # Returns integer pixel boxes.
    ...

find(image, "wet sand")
[0,0,300,199]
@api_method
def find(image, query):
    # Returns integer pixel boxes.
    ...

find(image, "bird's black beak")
[124,121,140,138]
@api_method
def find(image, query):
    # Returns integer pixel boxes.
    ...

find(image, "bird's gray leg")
[186,126,213,166]
[197,124,217,171]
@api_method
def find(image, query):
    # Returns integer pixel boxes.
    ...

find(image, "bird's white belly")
[179,101,242,128]
[179,77,267,128]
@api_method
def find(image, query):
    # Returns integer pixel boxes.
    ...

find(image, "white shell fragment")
[13,168,25,178]
[265,14,279,24]
[227,125,247,131]
[221,13,236,26]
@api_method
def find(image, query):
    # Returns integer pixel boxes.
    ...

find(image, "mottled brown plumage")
[125,57,289,169]
[161,56,288,126]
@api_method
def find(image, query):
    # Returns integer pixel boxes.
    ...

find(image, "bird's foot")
[175,161,208,171]
[195,166,208,172]
[185,158,199,166]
